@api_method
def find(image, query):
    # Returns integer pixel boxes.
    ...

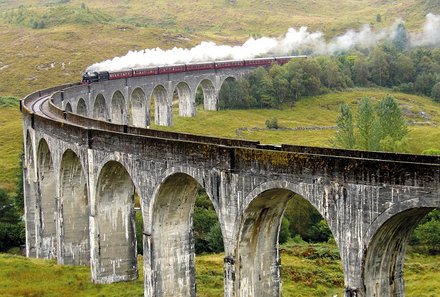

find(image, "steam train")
[81,55,306,84]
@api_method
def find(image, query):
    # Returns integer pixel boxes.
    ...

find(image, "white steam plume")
[87,14,440,72]
[411,13,440,47]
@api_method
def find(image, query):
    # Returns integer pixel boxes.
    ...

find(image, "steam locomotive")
[81,56,305,84]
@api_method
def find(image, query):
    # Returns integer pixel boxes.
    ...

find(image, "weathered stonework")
[21,73,440,297]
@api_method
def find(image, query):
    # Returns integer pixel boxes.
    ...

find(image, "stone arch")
[196,79,217,111]
[130,87,146,127]
[236,188,294,296]
[59,149,89,265]
[111,90,126,125]
[148,172,207,296]
[77,98,87,116]
[65,102,72,113]
[24,131,37,257]
[362,201,436,297]
[236,181,339,297]
[93,94,108,121]
[36,138,57,259]
[94,160,138,283]
[173,82,194,117]
[150,85,171,126]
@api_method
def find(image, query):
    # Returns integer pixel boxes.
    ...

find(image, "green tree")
[0,189,20,224]
[392,23,409,52]
[415,73,436,96]
[368,47,390,86]
[431,82,440,102]
[207,223,224,253]
[278,217,290,244]
[356,97,380,151]
[352,57,370,86]
[394,54,415,84]
[334,103,356,149]
[376,95,409,151]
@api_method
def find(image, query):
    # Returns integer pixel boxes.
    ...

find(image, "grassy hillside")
[1,241,439,297]
[0,0,439,97]
[158,89,440,153]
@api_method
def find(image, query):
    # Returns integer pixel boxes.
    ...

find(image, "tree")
[392,23,409,52]
[356,97,379,151]
[394,54,415,84]
[352,57,370,86]
[415,73,436,96]
[376,95,409,151]
[368,47,390,86]
[334,103,356,149]
[431,82,440,102]
[0,188,19,224]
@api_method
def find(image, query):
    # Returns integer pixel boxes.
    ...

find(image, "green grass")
[158,89,440,154]
[1,242,439,296]
[0,254,144,297]
[0,105,22,192]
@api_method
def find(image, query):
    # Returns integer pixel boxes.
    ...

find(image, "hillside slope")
[0,0,439,97]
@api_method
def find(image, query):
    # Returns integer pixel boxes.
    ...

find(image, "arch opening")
[59,150,89,265]
[150,173,221,296]
[111,90,126,125]
[150,85,169,126]
[65,102,72,113]
[95,161,138,283]
[174,82,194,117]
[36,138,57,259]
[77,98,87,116]
[130,88,146,127]
[196,79,216,111]
[363,207,435,296]
[93,94,109,121]
[237,189,341,296]
[218,77,245,110]
[24,132,37,257]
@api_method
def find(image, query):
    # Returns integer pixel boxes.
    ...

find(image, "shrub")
[0,222,25,252]
[265,117,279,129]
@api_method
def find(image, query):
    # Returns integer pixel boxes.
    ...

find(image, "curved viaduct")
[20,63,440,297]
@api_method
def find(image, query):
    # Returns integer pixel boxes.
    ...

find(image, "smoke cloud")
[87,14,440,72]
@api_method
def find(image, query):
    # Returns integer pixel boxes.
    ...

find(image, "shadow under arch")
[362,202,436,297]
[59,149,89,265]
[94,160,138,283]
[147,172,219,297]
[130,87,146,127]
[24,131,37,257]
[36,138,57,259]
[111,90,125,124]
[196,79,216,111]
[77,98,87,116]
[218,76,237,110]
[93,94,108,121]
[150,84,169,126]
[173,81,193,117]
[64,102,72,113]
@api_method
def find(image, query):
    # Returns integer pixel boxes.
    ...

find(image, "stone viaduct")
[21,62,440,297]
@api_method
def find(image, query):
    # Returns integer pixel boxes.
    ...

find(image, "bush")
[0,222,25,252]
[265,117,279,129]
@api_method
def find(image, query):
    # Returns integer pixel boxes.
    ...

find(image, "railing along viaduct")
[21,62,440,297]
